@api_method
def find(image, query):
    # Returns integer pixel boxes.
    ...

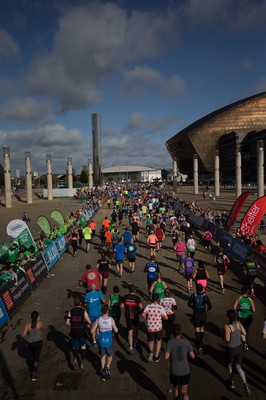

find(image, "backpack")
[193,293,206,309]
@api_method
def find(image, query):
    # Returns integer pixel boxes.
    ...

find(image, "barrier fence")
[0,199,105,329]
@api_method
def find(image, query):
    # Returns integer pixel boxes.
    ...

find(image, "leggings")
[28,340,43,373]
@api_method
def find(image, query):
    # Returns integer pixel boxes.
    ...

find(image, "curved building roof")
[102,165,158,173]
[166,92,266,175]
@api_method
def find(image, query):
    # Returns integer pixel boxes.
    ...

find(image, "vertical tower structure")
[91,113,102,185]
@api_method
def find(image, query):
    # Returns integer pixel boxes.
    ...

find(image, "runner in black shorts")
[121,285,143,355]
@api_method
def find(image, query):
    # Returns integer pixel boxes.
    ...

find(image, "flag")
[7,219,36,249]
[36,216,51,235]
[225,192,250,231]
[51,210,65,227]
[240,196,266,236]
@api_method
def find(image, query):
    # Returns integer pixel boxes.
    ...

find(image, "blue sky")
[1,0,266,175]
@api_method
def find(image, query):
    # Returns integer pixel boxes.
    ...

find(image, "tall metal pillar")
[25,151,33,204]
[193,154,199,195]
[46,154,53,200]
[173,159,178,192]
[3,146,12,208]
[236,144,242,198]
[67,157,73,190]
[214,150,220,197]
[257,140,264,198]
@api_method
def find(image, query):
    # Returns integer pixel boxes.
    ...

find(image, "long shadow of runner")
[47,325,72,369]
[11,334,31,371]
[116,350,167,400]
[0,350,20,400]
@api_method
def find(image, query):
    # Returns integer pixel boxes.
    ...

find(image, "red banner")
[225,192,250,231]
[240,196,266,236]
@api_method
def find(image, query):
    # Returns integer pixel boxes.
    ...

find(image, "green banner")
[17,228,36,249]
[78,215,87,228]
[51,210,65,227]
[0,243,11,262]
[36,215,51,235]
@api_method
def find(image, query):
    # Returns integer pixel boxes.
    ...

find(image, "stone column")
[3,146,12,208]
[214,150,220,197]
[236,144,242,198]
[67,157,73,190]
[25,151,33,204]
[88,159,93,191]
[46,154,53,200]
[257,140,264,198]
[173,159,178,192]
[193,154,199,195]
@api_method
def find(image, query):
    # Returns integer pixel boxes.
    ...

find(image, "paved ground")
[0,188,265,400]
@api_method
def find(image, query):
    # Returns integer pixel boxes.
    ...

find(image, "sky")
[1,0,266,175]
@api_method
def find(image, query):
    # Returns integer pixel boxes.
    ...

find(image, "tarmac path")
[0,189,265,400]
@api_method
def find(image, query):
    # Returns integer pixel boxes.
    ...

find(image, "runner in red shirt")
[77,264,102,292]
[155,226,164,252]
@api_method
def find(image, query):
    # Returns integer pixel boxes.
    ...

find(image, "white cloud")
[26,2,180,111]
[0,98,53,123]
[122,66,163,95]
[162,75,187,97]
[0,124,87,173]
[0,29,20,58]
[182,0,266,31]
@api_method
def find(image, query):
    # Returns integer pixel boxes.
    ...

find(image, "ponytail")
[31,311,38,329]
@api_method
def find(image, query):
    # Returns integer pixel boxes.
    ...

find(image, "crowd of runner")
[20,183,266,399]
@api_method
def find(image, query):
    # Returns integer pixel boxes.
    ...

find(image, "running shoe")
[104,367,111,379]
[229,380,235,389]
[80,363,84,370]
[221,287,225,294]
[153,356,161,363]
[73,359,80,371]
[31,373,38,382]
[129,347,134,355]
[244,384,251,396]
[243,343,249,352]
[198,346,203,353]
[148,352,154,362]
[93,341,98,348]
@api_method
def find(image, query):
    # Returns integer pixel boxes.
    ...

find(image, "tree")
[79,169,88,184]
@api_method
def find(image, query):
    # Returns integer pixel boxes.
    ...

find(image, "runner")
[144,256,160,298]
[114,238,126,277]
[164,323,195,400]
[89,219,96,240]
[22,311,44,382]
[183,253,195,293]
[71,228,79,257]
[186,234,196,258]
[96,252,112,295]
[155,225,164,252]
[203,229,212,251]
[233,287,255,338]
[150,272,167,300]
[83,224,92,253]
[174,237,186,273]
[91,304,118,381]
[77,264,102,292]
[160,289,177,342]
[192,261,209,292]
[121,284,143,355]
[66,296,91,371]
[84,284,105,347]
[142,293,167,362]
[147,230,158,257]
[122,227,132,248]
[188,283,212,353]
[214,248,230,293]
[126,239,137,273]
[244,255,260,297]
[108,285,122,336]
[224,309,251,396]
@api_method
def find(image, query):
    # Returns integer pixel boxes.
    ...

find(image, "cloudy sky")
[1,0,266,175]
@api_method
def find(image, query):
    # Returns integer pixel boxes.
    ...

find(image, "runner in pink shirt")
[174,237,186,273]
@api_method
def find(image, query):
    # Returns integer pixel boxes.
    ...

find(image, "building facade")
[166,92,266,180]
